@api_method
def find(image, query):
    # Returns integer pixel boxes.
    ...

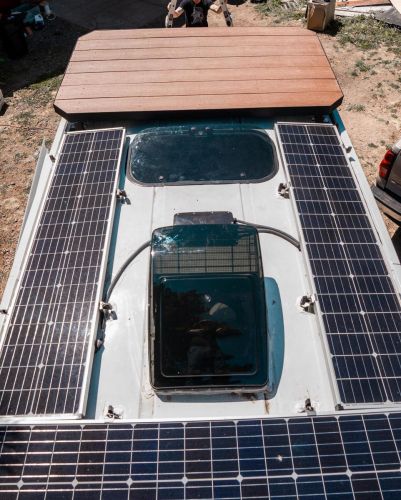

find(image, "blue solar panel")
[276,123,401,406]
[1,414,401,498]
[0,129,125,417]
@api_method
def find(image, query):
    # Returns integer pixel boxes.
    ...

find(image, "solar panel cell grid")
[277,123,401,406]
[0,128,124,417]
[1,414,401,498]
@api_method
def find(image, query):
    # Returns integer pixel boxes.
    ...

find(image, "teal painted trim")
[265,277,285,398]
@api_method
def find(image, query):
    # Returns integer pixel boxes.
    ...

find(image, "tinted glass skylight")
[129,124,276,185]
[150,224,268,392]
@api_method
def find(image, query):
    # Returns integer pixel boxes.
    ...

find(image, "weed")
[16,111,34,125]
[351,70,358,77]
[30,75,62,93]
[27,75,63,106]
[257,7,401,53]
[257,0,307,21]
[389,83,400,89]
[368,143,378,148]
[347,104,366,112]
[327,17,401,54]
[355,59,370,72]
[257,0,283,12]
[14,152,26,162]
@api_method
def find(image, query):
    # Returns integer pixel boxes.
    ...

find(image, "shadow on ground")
[0,18,87,97]
[0,0,168,97]
[51,0,167,31]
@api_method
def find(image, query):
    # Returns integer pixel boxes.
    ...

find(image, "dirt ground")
[0,2,400,296]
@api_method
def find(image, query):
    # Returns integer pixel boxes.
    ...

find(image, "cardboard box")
[306,0,336,31]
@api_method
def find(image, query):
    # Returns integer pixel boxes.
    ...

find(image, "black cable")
[234,218,301,251]
[105,240,151,301]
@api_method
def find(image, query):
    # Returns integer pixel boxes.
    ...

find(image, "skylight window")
[129,124,277,185]
[150,224,268,393]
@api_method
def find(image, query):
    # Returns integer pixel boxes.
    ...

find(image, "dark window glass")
[150,224,268,392]
[159,275,258,377]
[129,124,276,185]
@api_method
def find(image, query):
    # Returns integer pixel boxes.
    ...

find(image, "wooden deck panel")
[70,44,324,62]
[75,35,320,51]
[62,67,336,86]
[55,92,343,113]
[66,55,331,74]
[57,80,341,100]
[55,27,343,120]
[79,26,316,40]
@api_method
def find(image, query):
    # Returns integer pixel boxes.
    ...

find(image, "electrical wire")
[105,240,151,301]
[105,219,300,301]
[234,218,301,251]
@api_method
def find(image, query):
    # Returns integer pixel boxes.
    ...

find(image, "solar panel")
[1,413,401,497]
[276,123,401,406]
[0,128,125,417]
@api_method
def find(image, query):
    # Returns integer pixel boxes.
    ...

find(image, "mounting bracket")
[105,404,123,420]
[99,301,114,320]
[297,294,316,313]
[277,182,290,198]
[116,189,127,201]
[304,398,316,414]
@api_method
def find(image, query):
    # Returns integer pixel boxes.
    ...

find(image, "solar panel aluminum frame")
[275,121,401,410]
[0,405,399,427]
[0,409,392,427]
[0,127,126,421]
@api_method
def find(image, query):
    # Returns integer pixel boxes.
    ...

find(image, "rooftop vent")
[149,224,268,394]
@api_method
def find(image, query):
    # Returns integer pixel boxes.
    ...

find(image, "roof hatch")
[149,224,268,393]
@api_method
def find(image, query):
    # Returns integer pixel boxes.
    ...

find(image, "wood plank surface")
[55,27,343,119]
[56,92,343,115]
[80,26,316,40]
[75,35,320,51]
[57,80,341,100]
[67,55,330,74]
[62,67,336,86]
[70,44,323,62]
